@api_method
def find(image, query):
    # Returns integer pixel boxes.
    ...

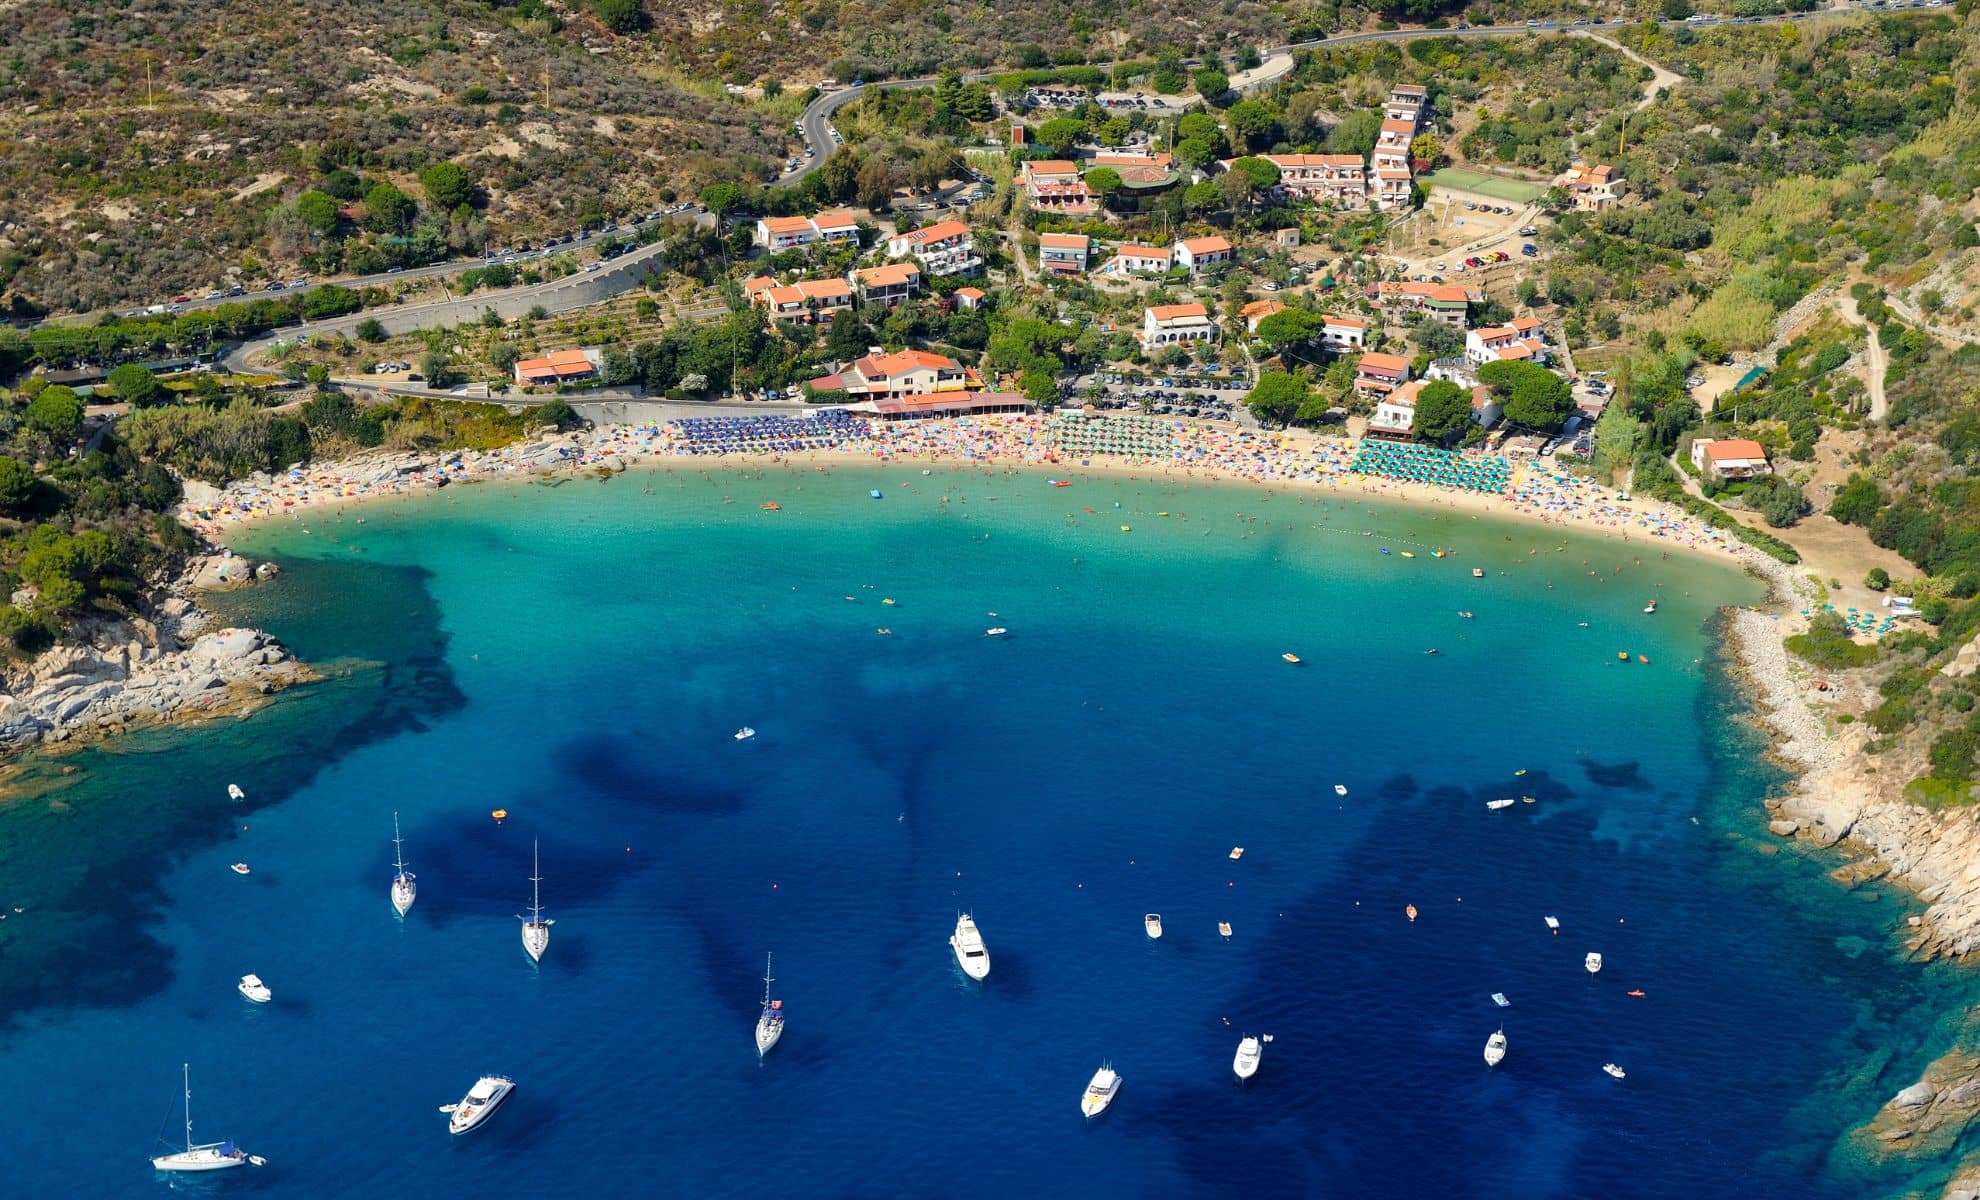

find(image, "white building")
[1141,303,1217,350]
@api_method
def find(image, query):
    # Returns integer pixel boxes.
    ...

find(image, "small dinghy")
[1484,1028,1507,1068]
[231,863,251,876]
[870,489,884,500]
[1228,847,1245,861]
[1218,922,1232,940]
[1487,798,1515,810]
[1544,916,1560,934]
[1491,993,1510,1008]
[734,727,756,742]
[1334,784,1347,796]
[1603,1063,1627,1080]
[985,627,1008,637]
[1644,599,1658,614]
[237,974,271,1004]
[1405,904,1418,923]
[1585,952,1603,976]
[227,784,244,801]
[1281,652,1301,664]
[1143,913,1163,940]
[1472,567,1485,578]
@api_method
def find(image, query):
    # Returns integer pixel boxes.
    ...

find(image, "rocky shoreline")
[0,553,314,761]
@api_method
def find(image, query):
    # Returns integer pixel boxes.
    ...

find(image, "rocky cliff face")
[0,555,310,755]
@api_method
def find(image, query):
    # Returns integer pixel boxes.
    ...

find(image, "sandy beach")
[179,413,1778,576]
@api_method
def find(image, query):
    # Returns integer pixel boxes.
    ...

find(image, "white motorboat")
[1585,952,1603,976]
[755,953,785,1058]
[1544,915,1560,933]
[1218,921,1232,939]
[1484,1028,1507,1067]
[391,811,417,918]
[518,840,554,963]
[150,1063,260,1172]
[950,913,990,980]
[237,974,271,1004]
[444,1075,516,1135]
[734,726,756,741]
[1334,784,1348,796]
[1144,913,1163,940]
[226,784,244,801]
[1229,847,1245,861]
[1491,992,1511,1008]
[1603,1062,1627,1080]
[1233,1035,1264,1081]
[231,863,251,876]
[985,627,1008,637]
[1081,1065,1121,1118]
[1487,798,1515,810]
[1644,599,1658,614]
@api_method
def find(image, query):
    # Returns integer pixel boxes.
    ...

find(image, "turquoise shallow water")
[0,462,1969,1197]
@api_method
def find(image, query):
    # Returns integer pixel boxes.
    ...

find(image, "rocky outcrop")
[0,559,312,758]
[1855,1047,1980,1168]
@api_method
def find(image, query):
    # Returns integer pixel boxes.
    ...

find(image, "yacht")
[734,726,756,741]
[237,974,271,1004]
[1233,1035,1264,1081]
[518,840,554,963]
[391,811,417,918]
[150,1064,259,1172]
[1487,798,1515,810]
[1603,1062,1627,1080]
[755,953,785,1058]
[1080,1065,1121,1118]
[950,913,990,980]
[1484,1028,1507,1067]
[1585,952,1603,976]
[444,1075,516,1135]
[1143,913,1163,940]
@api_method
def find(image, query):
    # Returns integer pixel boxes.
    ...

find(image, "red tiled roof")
[1701,438,1768,461]
[1147,303,1209,321]
[1177,236,1232,255]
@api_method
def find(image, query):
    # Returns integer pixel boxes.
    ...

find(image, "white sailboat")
[150,1063,260,1172]
[1233,1035,1265,1081]
[1484,1028,1507,1067]
[950,913,990,980]
[391,811,417,918]
[755,953,785,1058]
[1081,1065,1121,1118]
[518,840,554,963]
[1585,952,1603,976]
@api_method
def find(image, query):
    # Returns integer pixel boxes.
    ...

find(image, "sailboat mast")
[762,953,774,1006]
[529,840,542,922]
[182,1062,192,1151]
[393,812,407,874]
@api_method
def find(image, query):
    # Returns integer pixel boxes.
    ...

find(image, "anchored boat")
[1081,1065,1121,1118]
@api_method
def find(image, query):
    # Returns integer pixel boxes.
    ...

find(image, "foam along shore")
[0,556,314,757]
[177,413,1771,572]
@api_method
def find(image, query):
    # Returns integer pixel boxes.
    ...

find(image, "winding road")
[781,5,1874,184]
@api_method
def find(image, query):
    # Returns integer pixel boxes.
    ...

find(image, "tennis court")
[1424,168,1547,203]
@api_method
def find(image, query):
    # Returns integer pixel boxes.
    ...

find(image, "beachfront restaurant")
[861,392,1035,421]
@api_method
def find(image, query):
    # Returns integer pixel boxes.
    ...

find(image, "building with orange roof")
[953,286,987,310]
[1354,350,1412,397]
[749,277,853,323]
[1552,163,1625,212]
[1096,243,1172,276]
[513,348,598,385]
[1020,160,1095,213]
[1239,298,1286,333]
[753,211,864,250]
[807,349,980,399]
[1239,154,1369,207]
[1691,437,1772,481]
[1038,232,1092,275]
[1322,313,1369,351]
[849,262,921,307]
[1174,235,1233,273]
[884,220,980,275]
[1466,317,1547,366]
[1141,302,1216,349]
[1369,281,1476,327]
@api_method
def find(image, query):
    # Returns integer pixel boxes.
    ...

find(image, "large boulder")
[1895,1082,1938,1108]
[188,628,264,665]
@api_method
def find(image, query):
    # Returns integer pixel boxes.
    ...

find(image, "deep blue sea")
[0,462,1971,1198]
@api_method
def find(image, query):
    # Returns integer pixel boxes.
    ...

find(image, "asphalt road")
[780,5,1885,184]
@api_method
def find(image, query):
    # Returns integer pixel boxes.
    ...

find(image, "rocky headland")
[0,553,313,759]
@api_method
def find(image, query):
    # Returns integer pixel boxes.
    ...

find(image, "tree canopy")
[418,162,474,211]
[107,364,164,408]
[1412,379,1473,443]
[1245,371,1310,426]
[1480,360,1574,431]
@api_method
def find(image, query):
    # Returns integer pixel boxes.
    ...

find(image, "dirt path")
[1575,30,1682,112]
[1837,292,1890,424]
